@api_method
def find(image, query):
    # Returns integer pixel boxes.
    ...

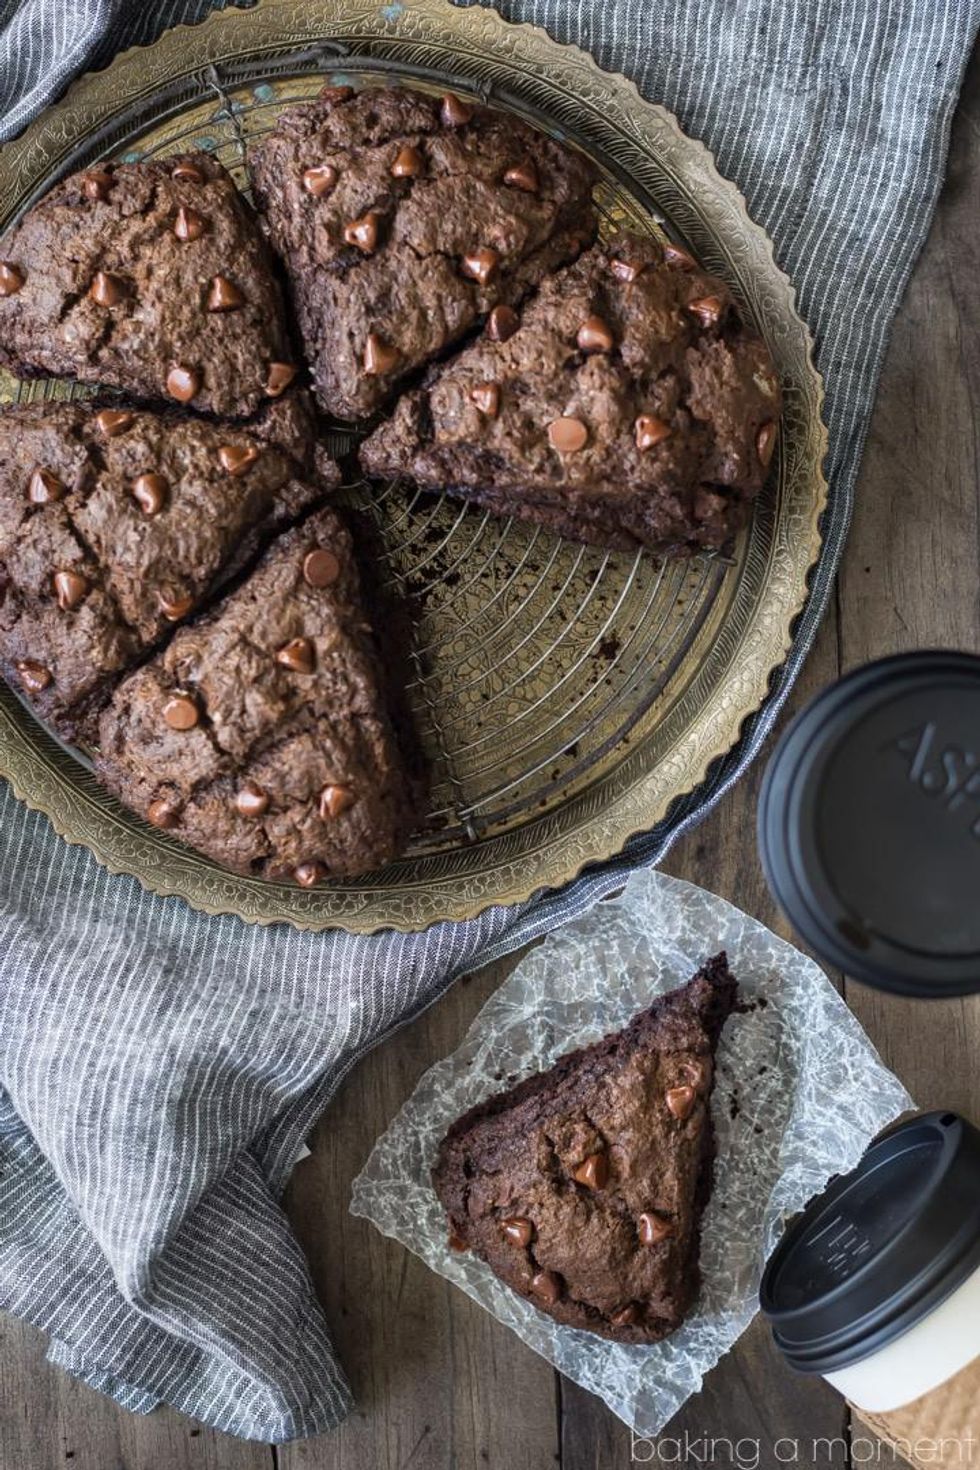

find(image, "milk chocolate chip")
[610,256,644,283]
[302,164,338,197]
[171,161,205,184]
[486,304,519,342]
[637,1211,674,1246]
[634,415,672,451]
[53,570,88,611]
[460,247,500,287]
[548,416,588,453]
[276,637,316,675]
[664,241,697,269]
[0,262,24,296]
[131,473,168,517]
[572,1151,609,1190]
[89,271,126,307]
[217,444,260,477]
[687,295,724,328]
[16,660,51,694]
[235,782,270,818]
[610,1303,639,1327]
[157,587,194,622]
[501,1216,534,1247]
[319,784,354,820]
[363,333,398,375]
[666,1084,697,1121]
[27,468,64,505]
[303,549,340,588]
[530,1270,563,1304]
[577,315,614,353]
[147,796,181,829]
[390,145,424,178]
[206,275,246,312]
[265,362,297,397]
[343,211,381,253]
[173,206,207,242]
[757,421,778,467]
[166,364,201,402]
[95,408,134,437]
[295,860,328,888]
[440,93,473,127]
[470,381,500,418]
[163,693,199,731]
[503,160,538,193]
[81,168,113,200]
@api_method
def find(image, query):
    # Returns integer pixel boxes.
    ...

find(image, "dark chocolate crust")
[0,152,298,418]
[95,507,413,882]
[432,955,738,1343]
[361,232,782,554]
[248,86,597,420]
[0,401,336,742]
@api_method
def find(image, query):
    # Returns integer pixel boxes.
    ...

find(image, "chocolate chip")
[16,659,51,693]
[171,161,205,184]
[217,444,260,477]
[470,381,500,418]
[460,247,500,287]
[319,784,354,820]
[295,860,328,888]
[390,145,424,178]
[173,206,207,242]
[440,93,473,127]
[95,408,134,437]
[637,1211,674,1246]
[27,468,65,505]
[157,587,194,622]
[89,271,126,307]
[486,304,519,342]
[147,795,181,829]
[503,160,538,193]
[302,164,338,197]
[576,315,614,353]
[53,570,88,611]
[276,637,316,675]
[447,1229,469,1252]
[610,256,644,283]
[131,473,168,516]
[166,364,201,403]
[530,1269,563,1304]
[363,332,398,376]
[163,693,199,730]
[757,421,778,468]
[501,1216,534,1247]
[664,241,697,269]
[687,295,724,327]
[666,1084,697,1121]
[303,549,340,588]
[0,262,25,296]
[81,168,113,201]
[265,361,297,397]
[206,275,245,312]
[547,416,588,453]
[343,211,382,253]
[610,1303,639,1327]
[319,83,354,105]
[634,414,672,451]
[572,1151,608,1190]
[235,782,269,818]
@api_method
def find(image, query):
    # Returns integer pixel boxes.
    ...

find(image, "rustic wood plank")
[0,1314,270,1470]
[279,957,559,1470]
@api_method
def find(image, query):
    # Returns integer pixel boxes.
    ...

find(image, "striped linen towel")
[0,0,977,1443]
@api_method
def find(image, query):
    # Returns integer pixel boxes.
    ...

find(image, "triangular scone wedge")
[361,233,781,555]
[0,153,299,418]
[0,401,337,742]
[432,955,738,1343]
[249,86,597,420]
[96,507,413,882]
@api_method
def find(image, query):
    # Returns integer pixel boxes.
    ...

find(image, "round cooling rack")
[0,0,828,932]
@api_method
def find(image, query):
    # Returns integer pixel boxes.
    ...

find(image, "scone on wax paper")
[432,954,738,1343]
[361,232,781,555]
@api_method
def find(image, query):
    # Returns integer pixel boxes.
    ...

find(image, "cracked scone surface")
[0,402,335,742]
[248,86,597,420]
[0,152,298,418]
[431,955,738,1343]
[362,232,782,554]
[95,507,413,881]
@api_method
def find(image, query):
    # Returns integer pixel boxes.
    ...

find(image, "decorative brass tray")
[0,0,827,932]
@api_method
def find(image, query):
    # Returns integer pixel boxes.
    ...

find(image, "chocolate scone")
[0,401,337,741]
[432,955,738,1343]
[248,85,597,420]
[95,507,412,881]
[0,152,300,418]
[361,232,782,554]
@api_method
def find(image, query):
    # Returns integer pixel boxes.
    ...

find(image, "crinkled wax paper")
[350,869,912,1437]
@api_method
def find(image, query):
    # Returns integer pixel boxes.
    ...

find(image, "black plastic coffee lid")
[760,1112,980,1373]
[759,651,980,997]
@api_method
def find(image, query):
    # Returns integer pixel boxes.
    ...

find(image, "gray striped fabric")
[0,0,977,1444]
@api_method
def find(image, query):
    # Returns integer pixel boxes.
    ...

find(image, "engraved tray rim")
[0,0,828,932]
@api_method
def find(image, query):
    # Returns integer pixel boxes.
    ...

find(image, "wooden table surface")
[3,39,979,1470]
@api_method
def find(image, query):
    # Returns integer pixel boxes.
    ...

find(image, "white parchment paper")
[350,869,913,1436]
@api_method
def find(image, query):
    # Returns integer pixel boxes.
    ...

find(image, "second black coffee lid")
[759,650,980,997]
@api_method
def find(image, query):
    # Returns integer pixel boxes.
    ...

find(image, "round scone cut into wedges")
[95,507,413,883]
[432,955,738,1343]
[361,232,782,555]
[0,401,335,744]
[0,152,301,419]
[248,85,597,420]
